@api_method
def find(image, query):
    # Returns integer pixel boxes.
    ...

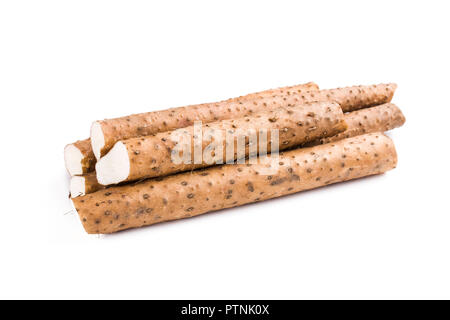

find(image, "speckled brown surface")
[75,103,405,196]
[73,133,397,234]
[93,83,396,158]
[100,102,347,185]
[305,103,405,146]
[94,82,319,158]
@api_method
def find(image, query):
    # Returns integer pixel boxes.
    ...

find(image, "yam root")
[73,133,397,234]
[305,103,405,147]
[70,172,103,198]
[64,139,96,176]
[319,83,396,112]
[91,82,319,159]
[91,83,396,159]
[73,103,405,197]
[95,102,347,185]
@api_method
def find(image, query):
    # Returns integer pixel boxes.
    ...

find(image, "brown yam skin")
[305,103,405,147]
[74,103,405,197]
[74,133,397,234]
[83,172,103,194]
[95,83,396,157]
[226,82,319,102]
[96,82,319,157]
[70,172,103,198]
[71,172,138,198]
[318,83,396,113]
[66,139,96,174]
[113,102,347,184]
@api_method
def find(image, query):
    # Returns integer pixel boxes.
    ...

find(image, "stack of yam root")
[65,82,405,234]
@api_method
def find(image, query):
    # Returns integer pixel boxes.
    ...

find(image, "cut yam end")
[70,176,86,198]
[64,144,84,176]
[95,141,130,185]
[91,121,105,160]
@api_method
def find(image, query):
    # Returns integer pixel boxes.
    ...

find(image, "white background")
[0,0,449,299]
